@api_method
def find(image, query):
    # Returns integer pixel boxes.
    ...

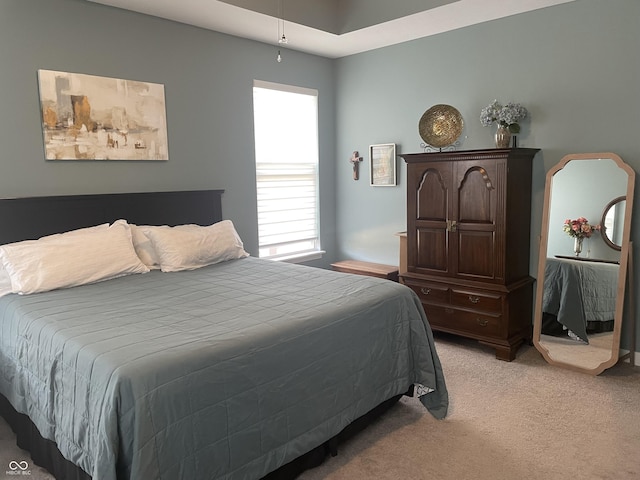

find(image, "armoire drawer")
[405,282,449,304]
[450,289,503,313]
[423,304,502,337]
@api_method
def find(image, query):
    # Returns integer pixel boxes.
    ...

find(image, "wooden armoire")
[400,148,539,361]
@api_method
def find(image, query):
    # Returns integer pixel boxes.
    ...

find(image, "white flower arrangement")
[480,100,529,134]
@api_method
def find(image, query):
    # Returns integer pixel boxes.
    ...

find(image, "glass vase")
[495,124,511,148]
[573,237,583,256]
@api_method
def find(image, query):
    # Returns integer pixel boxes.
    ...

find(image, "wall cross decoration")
[350,151,363,180]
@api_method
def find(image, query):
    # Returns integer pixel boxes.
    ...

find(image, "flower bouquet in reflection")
[563,217,600,256]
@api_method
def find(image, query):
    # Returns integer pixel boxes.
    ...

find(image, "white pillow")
[144,220,249,272]
[43,222,110,237]
[0,220,149,295]
[0,224,111,297]
[0,265,12,297]
[130,225,162,270]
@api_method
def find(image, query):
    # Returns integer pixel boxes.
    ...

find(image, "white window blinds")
[253,80,320,260]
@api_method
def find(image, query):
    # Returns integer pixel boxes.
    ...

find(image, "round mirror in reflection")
[601,196,625,251]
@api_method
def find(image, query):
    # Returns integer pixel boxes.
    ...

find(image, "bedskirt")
[1,391,404,480]
[541,313,614,337]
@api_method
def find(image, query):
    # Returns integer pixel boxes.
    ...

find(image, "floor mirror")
[533,152,635,375]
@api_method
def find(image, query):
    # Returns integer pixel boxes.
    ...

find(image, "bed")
[541,256,619,343]
[0,190,448,480]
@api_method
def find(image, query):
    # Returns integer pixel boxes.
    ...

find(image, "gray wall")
[334,0,640,351]
[0,0,337,267]
[1,0,639,352]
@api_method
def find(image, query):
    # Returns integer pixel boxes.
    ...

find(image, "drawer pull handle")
[445,308,454,315]
[476,318,489,327]
[468,295,480,304]
[420,288,431,295]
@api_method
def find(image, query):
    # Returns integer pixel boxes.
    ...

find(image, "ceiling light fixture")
[278,0,287,45]
[276,0,287,63]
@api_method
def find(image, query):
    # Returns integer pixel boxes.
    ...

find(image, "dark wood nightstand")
[331,260,399,282]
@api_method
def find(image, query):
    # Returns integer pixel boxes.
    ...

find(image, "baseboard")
[619,349,640,367]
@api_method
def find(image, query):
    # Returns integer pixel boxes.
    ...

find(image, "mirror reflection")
[533,153,635,374]
[601,196,625,250]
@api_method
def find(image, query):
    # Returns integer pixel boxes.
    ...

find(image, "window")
[252,80,321,261]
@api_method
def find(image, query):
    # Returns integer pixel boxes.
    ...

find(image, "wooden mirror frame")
[533,152,635,375]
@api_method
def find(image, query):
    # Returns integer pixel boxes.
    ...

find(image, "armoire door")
[407,161,453,276]
[452,159,502,282]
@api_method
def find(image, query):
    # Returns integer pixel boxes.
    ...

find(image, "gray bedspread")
[542,257,618,342]
[0,257,447,480]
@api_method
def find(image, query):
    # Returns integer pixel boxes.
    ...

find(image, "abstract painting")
[37,69,169,161]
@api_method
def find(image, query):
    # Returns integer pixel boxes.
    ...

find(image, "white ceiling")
[87,0,575,59]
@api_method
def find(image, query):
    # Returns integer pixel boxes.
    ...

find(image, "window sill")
[267,250,326,264]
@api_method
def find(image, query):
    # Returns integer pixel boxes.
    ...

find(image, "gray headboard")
[0,190,224,245]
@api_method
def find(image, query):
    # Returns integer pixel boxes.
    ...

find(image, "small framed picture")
[369,143,397,186]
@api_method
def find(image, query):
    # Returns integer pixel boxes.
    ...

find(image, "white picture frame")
[369,143,397,186]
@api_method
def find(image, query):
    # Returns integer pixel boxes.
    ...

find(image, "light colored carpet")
[1,333,639,480]
[300,334,640,480]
